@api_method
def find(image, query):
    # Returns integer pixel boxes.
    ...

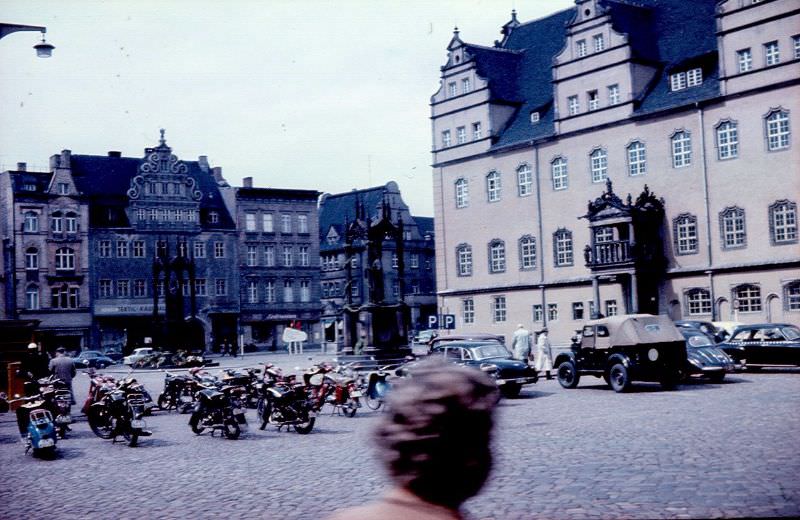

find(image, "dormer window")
[670,68,702,91]
[530,112,540,123]
[209,211,219,224]
[576,40,587,58]
[593,34,605,52]
[58,183,69,195]
[462,77,471,94]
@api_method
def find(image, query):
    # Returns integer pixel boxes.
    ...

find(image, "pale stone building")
[431,0,800,345]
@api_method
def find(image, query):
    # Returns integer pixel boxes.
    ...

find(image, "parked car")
[718,324,800,369]
[123,347,159,366]
[555,314,687,392]
[102,349,124,363]
[428,340,537,397]
[72,351,117,369]
[413,329,438,345]
[680,330,736,382]
[712,321,743,343]
[428,333,505,354]
[675,320,725,343]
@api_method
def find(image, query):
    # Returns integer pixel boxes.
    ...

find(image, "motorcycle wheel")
[365,393,383,411]
[341,397,358,417]
[88,405,114,439]
[189,411,206,435]
[224,419,241,440]
[293,416,315,435]
[157,393,171,412]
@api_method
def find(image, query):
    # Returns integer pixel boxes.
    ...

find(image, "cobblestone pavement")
[1,352,799,520]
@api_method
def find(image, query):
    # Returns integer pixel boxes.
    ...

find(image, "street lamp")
[0,23,54,57]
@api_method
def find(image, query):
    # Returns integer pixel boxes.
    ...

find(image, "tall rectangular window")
[194,279,207,296]
[283,246,293,267]
[627,141,646,176]
[194,241,205,258]
[590,149,608,183]
[215,279,227,296]
[547,303,558,322]
[462,77,471,94]
[262,214,273,233]
[576,39,587,57]
[517,165,532,196]
[283,280,294,302]
[554,229,573,267]
[770,202,798,244]
[489,241,506,273]
[281,214,292,233]
[593,34,605,52]
[493,296,507,323]
[448,82,457,97]
[462,298,475,324]
[442,130,451,148]
[297,215,308,233]
[214,242,225,258]
[721,207,747,249]
[116,240,129,258]
[132,240,145,258]
[133,280,146,298]
[116,280,130,298]
[672,131,692,168]
[605,300,618,317]
[456,126,467,144]
[572,302,584,321]
[568,95,579,116]
[686,68,703,87]
[455,179,469,208]
[299,246,310,266]
[99,240,111,258]
[670,72,687,91]
[716,121,739,160]
[265,280,276,302]
[245,213,256,231]
[552,157,568,190]
[532,304,543,322]
[766,110,790,151]
[264,246,275,266]
[457,245,472,276]
[247,281,258,303]
[472,122,482,140]
[519,236,536,270]
[410,254,419,269]
[300,280,311,302]
[675,214,698,255]
[587,90,599,111]
[66,215,77,233]
[737,49,752,73]
[99,280,112,298]
[486,172,501,202]
[764,41,780,66]
[247,245,258,266]
[794,35,800,59]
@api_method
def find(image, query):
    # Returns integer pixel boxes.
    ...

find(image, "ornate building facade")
[431,0,800,345]
[319,182,436,347]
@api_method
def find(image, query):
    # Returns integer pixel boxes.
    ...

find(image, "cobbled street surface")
[1,351,799,520]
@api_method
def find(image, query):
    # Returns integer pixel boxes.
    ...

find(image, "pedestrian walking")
[327,359,498,520]
[535,328,553,380]
[49,347,77,404]
[511,324,532,362]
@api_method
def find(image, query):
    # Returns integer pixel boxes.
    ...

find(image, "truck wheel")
[608,363,631,393]
[557,361,580,389]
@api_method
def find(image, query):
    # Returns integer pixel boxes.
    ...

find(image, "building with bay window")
[431,0,799,345]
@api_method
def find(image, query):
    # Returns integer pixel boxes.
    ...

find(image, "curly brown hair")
[373,358,498,509]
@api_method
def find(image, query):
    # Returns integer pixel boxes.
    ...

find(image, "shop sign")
[95,303,166,316]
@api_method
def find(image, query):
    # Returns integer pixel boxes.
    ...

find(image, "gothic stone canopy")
[582,179,665,224]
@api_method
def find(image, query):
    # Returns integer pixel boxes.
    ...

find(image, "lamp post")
[0,23,54,57]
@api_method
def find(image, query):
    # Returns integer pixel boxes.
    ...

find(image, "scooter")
[13,396,58,458]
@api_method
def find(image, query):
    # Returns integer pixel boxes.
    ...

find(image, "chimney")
[198,155,209,172]
[242,176,253,188]
[59,149,71,169]
[17,162,26,171]
[108,151,122,158]
[211,166,223,183]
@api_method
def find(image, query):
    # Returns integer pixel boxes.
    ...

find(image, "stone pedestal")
[342,303,410,359]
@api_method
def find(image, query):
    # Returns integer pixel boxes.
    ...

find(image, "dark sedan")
[719,324,800,369]
[72,351,117,369]
[681,330,736,382]
[429,340,537,397]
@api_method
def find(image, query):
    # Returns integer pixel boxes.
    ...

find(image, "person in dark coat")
[18,342,50,396]
[49,347,77,404]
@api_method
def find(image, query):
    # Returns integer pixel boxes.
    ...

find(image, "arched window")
[455,178,469,208]
[765,110,790,151]
[768,200,797,245]
[519,235,536,270]
[25,285,39,310]
[488,239,506,273]
[734,284,762,313]
[55,247,75,271]
[517,164,532,196]
[785,281,800,312]
[589,148,608,183]
[551,157,568,190]
[719,207,746,249]
[553,228,574,267]
[65,212,78,233]
[716,121,739,160]
[50,211,63,233]
[486,171,501,202]
[673,213,698,255]
[671,130,692,168]
[686,288,712,316]
[25,247,39,270]
[456,244,472,277]
[23,211,38,232]
[627,141,646,176]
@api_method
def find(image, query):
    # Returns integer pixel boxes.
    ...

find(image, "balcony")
[585,240,634,269]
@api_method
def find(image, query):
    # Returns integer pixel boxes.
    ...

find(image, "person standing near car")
[535,328,553,380]
[49,347,77,405]
[511,324,532,362]
[327,359,498,520]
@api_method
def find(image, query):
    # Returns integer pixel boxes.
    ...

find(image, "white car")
[123,347,157,366]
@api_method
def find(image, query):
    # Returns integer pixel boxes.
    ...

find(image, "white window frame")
[281,214,292,233]
[26,285,39,310]
[675,214,698,255]
[671,131,692,168]
[489,241,506,273]
[299,246,310,266]
[456,126,467,145]
[532,304,543,323]
[448,82,457,97]
[215,279,227,296]
[547,303,559,322]
[461,77,471,94]
[587,90,599,111]
[737,48,752,73]
[794,35,800,60]
[193,241,205,258]
[607,84,620,106]
[716,121,739,160]
[300,280,311,302]
[298,215,309,233]
[593,33,605,52]
[764,41,780,66]
[770,201,798,244]
[472,122,482,140]
[55,247,75,270]
[554,229,573,267]
[457,245,472,276]
[245,213,256,232]
[627,141,646,176]
[247,281,258,303]
[720,207,747,249]
[462,298,475,324]
[262,213,273,233]
[441,130,451,148]
[283,280,294,303]
[765,110,790,151]
[670,72,687,91]
[455,178,469,208]
[551,157,568,190]
[590,148,608,183]
[734,284,762,313]
[23,211,38,232]
[568,95,579,116]
[25,248,38,270]
[517,164,532,197]
[576,39,587,58]
[283,246,293,267]
[265,280,276,302]
[687,289,712,316]
[492,296,507,323]
[519,236,536,270]
[605,300,618,317]
[687,68,703,87]
[247,245,258,266]
[486,171,501,202]
[214,242,225,258]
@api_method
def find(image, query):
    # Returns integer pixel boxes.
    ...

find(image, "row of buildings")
[430,0,799,344]
[0,133,436,353]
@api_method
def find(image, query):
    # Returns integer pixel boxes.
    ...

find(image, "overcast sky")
[1,0,573,216]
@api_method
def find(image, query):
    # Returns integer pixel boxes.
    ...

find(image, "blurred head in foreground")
[375,358,498,510]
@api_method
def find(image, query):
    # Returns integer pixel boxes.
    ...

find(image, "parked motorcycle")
[36,376,73,438]
[157,372,196,413]
[220,367,261,408]
[256,366,315,434]
[189,381,248,439]
[13,395,58,458]
[364,368,392,411]
[303,363,361,417]
[87,377,152,447]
